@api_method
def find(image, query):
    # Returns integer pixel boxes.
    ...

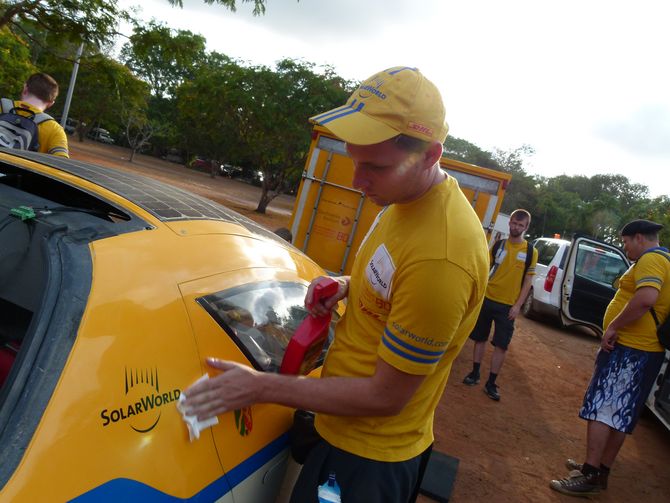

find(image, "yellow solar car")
[0,149,337,501]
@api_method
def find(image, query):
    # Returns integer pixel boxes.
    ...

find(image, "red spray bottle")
[280,277,339,375]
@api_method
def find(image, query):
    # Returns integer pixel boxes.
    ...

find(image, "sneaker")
[484,382,500,401]
[463,372,480,386]
[565,459,582,471]
[564,460,609,490]
[549,471,601,497]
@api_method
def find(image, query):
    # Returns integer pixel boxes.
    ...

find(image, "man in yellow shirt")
[550,219,669,497]
[462,209,538,401]
[0,73,69,157]
[182,66,490,502]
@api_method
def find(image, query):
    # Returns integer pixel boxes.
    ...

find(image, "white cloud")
[596,105,670,157]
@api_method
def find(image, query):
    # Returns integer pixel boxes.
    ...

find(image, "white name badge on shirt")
[366,244,395,300]
[517,252,527,261]
[494,249,507,264]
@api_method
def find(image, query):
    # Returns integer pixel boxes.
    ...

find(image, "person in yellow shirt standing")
[462,209,538,401]
[0,73,69,157]
[549,219,669,498]
[182,66,490,503]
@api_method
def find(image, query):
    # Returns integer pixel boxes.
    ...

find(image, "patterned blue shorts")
[579,344,665,433]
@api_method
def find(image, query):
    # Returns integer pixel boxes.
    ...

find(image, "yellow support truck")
[289,125,512,275]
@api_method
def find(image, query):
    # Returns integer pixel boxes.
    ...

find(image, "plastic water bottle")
[317,472,342,503]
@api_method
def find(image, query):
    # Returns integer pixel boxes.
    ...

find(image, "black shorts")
[290,439,430,503]
[468,297,515,350]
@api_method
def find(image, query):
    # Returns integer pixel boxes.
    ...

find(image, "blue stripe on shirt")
[381,337,442,364]
[382,328,445,364]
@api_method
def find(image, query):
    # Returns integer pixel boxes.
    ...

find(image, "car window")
[575,243,628,287]
[197,281,338,373]
[536,241,561,266]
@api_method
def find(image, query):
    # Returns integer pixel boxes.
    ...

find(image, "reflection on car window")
[197,281,338,373]
[575,244,628,287]
[537,242,560,266]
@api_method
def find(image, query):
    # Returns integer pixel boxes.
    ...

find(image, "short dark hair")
[510,209,531,224]
[25,73,59,102]
[393,134,432,153]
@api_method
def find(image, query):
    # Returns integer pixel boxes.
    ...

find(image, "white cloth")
[177,374,219,441]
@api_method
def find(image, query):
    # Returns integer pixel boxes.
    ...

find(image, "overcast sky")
[118,0,670,198]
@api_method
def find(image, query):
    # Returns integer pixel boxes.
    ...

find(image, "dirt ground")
[70,140,670,502]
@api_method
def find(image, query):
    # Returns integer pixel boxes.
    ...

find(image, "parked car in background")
[235,167,264,186]
[87,127,114,144]
[162,148,185,164]
[58,117,79,136]
[521,235,629,334]
[221,164,243,178]
[188,156,215,174]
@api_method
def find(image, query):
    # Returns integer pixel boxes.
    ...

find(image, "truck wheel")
[522,289,537,319]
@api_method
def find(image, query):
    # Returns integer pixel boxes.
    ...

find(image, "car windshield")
[197,281,338,373]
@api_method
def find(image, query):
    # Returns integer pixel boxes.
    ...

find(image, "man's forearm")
[257,373,402,416]
[514,275,533,308]
[608,303,651,331]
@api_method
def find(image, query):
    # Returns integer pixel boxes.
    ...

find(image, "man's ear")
[422,141,443,168]
[44,100,55,110]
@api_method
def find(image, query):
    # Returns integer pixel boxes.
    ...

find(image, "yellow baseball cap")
[310,66,448,146]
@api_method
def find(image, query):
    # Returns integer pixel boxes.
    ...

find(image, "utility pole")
[60,42,84,126]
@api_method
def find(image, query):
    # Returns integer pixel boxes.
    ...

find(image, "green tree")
[174,53,240,160]
[120,21,207,98]
[443,136,499,169]
[51,53,150,141]
[493,145,539,226]
[646,196,670,246]
[0,0,123,48]
[0,27,35,96]
[177,57,352,213]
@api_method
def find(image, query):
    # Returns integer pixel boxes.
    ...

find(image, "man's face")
[508,217,529,238]
[346,140,425,206]
[621,235,641,260]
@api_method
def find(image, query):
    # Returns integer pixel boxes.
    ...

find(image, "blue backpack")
[0,98,53,151]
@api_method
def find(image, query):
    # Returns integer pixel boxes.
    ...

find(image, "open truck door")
[559,235,630,335]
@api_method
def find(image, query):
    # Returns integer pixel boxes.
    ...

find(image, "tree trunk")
[255,177,280,214]
[255,187,271,213]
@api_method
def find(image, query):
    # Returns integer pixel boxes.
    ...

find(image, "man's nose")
[352,166,370,192]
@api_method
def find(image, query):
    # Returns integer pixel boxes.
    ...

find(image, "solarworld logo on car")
[100,367,181,433]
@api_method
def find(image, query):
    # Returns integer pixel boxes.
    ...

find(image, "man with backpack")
[549,219,669,497]
[462,209,538,401]
[0,73,69,157]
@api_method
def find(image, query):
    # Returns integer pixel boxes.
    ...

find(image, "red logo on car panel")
[235,407,253,436]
